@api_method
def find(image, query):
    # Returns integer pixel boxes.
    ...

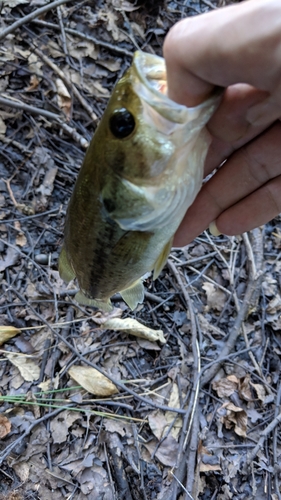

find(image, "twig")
[273,383,281,499]
[32,19,134,58]
[167,259,201,499]
[245,411,281,467]
[57,6,69,62]
[200,231,263,387]
[3,284,187,416]
[0,0,74,41]
[0,406,70,465]
[0,95,89,148]
[32,46,97,122]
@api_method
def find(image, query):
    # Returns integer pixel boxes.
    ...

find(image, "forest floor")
[0,1,280,499]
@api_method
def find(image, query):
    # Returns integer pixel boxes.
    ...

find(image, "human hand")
[163,0,281,246]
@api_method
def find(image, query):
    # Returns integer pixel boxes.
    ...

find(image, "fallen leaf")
[0,414,11,438]
[144,435,178,467]
[0,247,19,272]
[55,78,71,119]
[250,382,266,402]
[50,410,81,444]
[202,282,227,312]
[6,353,40,381]
[68,365,118,396]
[239,374,253,401]
[148,411,168,440]
[0,325,21,345]
[212,376,239,398]
[219,402,247,437]
[103,317,166,344]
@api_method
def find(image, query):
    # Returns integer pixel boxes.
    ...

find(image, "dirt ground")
[0,1,281,499]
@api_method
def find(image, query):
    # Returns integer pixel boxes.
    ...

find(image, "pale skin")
[163,0,281,247]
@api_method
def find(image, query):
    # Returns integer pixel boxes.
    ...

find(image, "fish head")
[92,51,222,232]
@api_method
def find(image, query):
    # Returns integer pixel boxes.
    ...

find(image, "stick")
[0,0,74,41]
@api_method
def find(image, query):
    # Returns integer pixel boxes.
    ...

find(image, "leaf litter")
[0,1,280,500]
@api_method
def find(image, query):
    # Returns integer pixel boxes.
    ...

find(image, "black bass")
[59,51,221,311]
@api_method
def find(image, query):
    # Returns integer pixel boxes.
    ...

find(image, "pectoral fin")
[59,246,76,283]
[153,238,173,280]
[120,279,144,310]
[75,290,112,312]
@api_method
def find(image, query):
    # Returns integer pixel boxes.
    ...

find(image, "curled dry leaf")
[6,353,40,382]
[0,414,11,438]
[212,376,239,398]
[68,365,118,396]
[213,374,253,402]
[250,382,266,402]
[103,318,166,344]
[202,282,227,312]
[0,326,21,345]
[219,402,247,437]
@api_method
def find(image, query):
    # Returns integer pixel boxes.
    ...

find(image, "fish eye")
[109,108,135,139]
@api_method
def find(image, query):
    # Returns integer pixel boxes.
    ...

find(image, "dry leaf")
[219,402,247,437]
[0,325,21,345]
[202,282,227,312]
[144,435,178,467]
[0,414,11,438]
[55,78,71,118]
[68,365,118,396]
[212,376,239,398]
[239,374,253,401]
[250,382,266,402]
[6,353,40,381]
[148,411,168,440]
[14,221,27,247]
[165,383,182,439]
[0,247,18,272]
[103,318,166,344]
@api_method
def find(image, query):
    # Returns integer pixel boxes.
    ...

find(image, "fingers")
[164,0,281,116]
[173,122,281,246]
[204,84,271,176]
[207,84,269,143]
[214,175,281,236]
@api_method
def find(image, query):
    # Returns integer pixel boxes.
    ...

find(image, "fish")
[59,51,221,311]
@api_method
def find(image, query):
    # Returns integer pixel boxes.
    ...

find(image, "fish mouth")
[132,50,223,126]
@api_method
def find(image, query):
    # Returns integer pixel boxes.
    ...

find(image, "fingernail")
[209,221,221,236]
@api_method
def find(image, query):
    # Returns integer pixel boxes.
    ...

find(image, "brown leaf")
[68,365,118,396]
[212,376,239,398]
[0,414,11,438]
[220,402,247,437]
[239,374,253,401]
[250,382,266,402]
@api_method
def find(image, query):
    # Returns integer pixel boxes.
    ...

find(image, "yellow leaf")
[0,326,21,345]
[103,318,166,344]
[6,353,40,381]
[68,365,118,396]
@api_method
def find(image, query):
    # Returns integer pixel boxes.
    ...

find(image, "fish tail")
[120,279,144,310]
[75,290,113,312]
